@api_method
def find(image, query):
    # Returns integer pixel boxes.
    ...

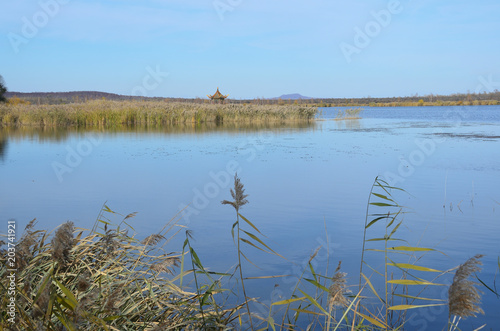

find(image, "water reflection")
[0,134,7,161]
[334,118,362,130]
[2,106,500,328]
[0,121,316,143]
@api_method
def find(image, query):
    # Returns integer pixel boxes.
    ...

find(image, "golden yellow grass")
[0,99,317,127]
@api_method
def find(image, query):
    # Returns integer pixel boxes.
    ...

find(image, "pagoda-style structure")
[207,87,228,104]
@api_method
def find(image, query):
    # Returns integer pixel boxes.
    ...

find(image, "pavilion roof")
[207,87,228,99]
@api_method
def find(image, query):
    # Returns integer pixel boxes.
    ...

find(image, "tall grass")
[0,100,317,128]
[221,174,285,329]
[358,177,450,329]
[0,177,494,330]
[334,107,363,120]
[367,100,500,107]
[0,208,229,330]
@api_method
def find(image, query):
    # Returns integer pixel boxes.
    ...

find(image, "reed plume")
[32,283,51,319]
[51,221,74,265]
[105,287,123,313]
[151,256,181,275]
[142,233,165,246]
[329,262,349,308]
[77,273,91,292]
[448,254,484,318]
[100,228,119,255]
[221,173,248,212]
[221,173,253,330]
[16,218,39,271]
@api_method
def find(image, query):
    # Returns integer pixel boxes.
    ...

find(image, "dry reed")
[449,254,485,318]
[329,263,349,308]
[0,99,317,128]
[221,173,249,212]
[51,221,74,265]
[0,205,224,330]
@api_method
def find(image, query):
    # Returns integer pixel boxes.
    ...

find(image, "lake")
[1,105,499,329]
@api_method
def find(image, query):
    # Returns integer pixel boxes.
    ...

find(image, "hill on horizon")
[272,93,312,100]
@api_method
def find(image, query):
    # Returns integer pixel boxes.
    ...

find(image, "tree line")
[1,76,499,107]
[0,75,7,103]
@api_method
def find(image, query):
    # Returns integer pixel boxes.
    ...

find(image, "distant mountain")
[273,93,312,100]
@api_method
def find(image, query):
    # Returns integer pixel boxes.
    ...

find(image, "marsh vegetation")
[0,100,317,128]
[333,108,363,120]
[1,176,496,330]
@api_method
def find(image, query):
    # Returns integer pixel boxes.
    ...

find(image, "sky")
[1,0,499,99]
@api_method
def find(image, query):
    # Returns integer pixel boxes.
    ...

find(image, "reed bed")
[367,100,500,107]
[333,107,363,120]
[0,100,317,128]
[0,176,495,330]
[0,209,240,330]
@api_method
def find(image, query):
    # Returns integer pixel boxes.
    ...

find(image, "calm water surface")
[1,105,499,329]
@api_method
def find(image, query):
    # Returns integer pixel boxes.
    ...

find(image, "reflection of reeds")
[334,118,361,130]
[1,120,316,145]
[449,254,484,318]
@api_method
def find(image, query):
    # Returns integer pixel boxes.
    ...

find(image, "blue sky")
[1,0,499,99]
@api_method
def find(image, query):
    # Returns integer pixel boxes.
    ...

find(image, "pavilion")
[207,87,228,104]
